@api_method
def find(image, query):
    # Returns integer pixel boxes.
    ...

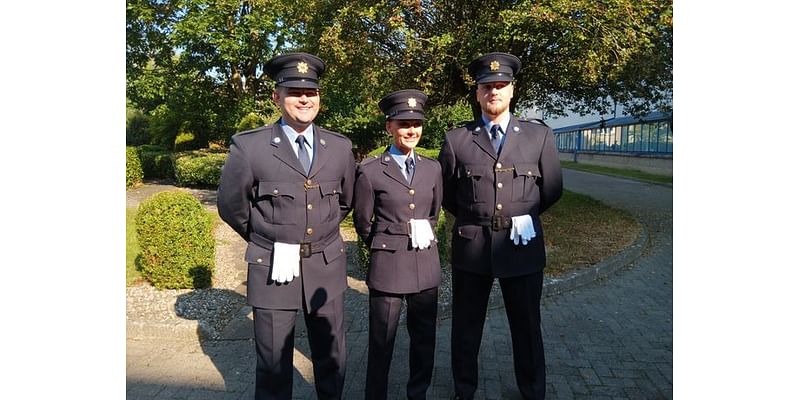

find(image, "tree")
[127,0,672,151]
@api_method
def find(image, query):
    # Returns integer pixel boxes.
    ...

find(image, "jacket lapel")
[380,149,411,187]
[498,115,522,162]
[270,123,307,176]
[469,121,498,160]
[308,125,332,178]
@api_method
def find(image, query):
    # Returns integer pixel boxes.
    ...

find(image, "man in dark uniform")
[353,90,443,400]
[217,52,356,400]
[437,52,563,400]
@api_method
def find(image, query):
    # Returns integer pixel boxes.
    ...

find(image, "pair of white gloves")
[510,215,536,245]
[409,219,435,249]
[270,242,301,283]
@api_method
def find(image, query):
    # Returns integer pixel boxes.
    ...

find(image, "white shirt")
[388,144,415,181]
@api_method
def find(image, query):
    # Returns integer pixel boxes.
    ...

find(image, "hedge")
[126,146,144,188]
[136,145,174,179]
[173,149,228,187]
[135,191,215,289]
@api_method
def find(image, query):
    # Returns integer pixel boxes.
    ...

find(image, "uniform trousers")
[366,287,439,400]
[253,295,346,400]
[451,269,545,400]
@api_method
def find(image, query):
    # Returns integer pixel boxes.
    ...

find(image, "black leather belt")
[460,215,511,231]
[250,232,335,258]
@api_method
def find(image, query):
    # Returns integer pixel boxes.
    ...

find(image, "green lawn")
[560,160,672,185]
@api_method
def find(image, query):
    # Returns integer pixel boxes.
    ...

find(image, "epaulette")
[233,124,272,137]
[519,118,549,127]
[359,154,382,165]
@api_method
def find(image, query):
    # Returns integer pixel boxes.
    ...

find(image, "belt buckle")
[300,243,312,258]
[492,216,502,231]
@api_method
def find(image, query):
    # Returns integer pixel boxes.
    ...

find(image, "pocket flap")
[319,180,342,196]
[323,236,345,264]
[460,164,485,178]
[455,224,481,240]
[257,181,298,198]
[369,235,407,251]
[245,243,272,265]
[513,163,541,178]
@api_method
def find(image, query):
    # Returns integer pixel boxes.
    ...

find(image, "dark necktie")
[490,124,503,154]
[295,135,311,175]
[404,156,414,184]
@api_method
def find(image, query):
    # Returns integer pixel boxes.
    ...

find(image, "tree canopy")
[127,0,672,154]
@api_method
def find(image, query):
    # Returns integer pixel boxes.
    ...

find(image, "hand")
[410,219,434,249]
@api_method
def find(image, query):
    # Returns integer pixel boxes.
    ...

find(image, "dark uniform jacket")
[438,115,562,277]
[353,150,443,294]
[217,122,356,311]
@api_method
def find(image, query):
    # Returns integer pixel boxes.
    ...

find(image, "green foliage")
[236,112,268,132]
[420,99,473,150]
[174,123,197,151]
[365,146,439,160]
[173,149,227,187]
[136,145,174,179]
[127,105,150,145]
[135,191,215,289]
[128,0,671,157]
[436,210,454,266]
[126,146,144,188]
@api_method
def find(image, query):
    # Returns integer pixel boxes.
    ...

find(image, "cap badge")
[490,60,500,71]
[297,61,309,74]
[407,98,417,108]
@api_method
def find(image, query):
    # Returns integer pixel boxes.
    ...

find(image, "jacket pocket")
[454,224,480,240]
[323,236,346,265]
[256,181,300,224]
[245,243,273,266]
[318,180,342,221]
[512,163,541,202]
[369,234,408,252]
[460,164,489,203]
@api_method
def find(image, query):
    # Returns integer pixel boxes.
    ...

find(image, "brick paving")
[127,169,672,399]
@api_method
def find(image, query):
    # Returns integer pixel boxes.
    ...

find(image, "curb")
[126,319,218,342]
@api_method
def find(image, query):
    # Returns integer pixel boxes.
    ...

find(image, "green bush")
[126,146,144,188]
[236,112,267,132]
[135,191,215,289]
[365,146,439,160]
[126,107,150,146]
[419,99,473,150]
[136,145,174,179]
[174,149,227,187]
[174,125,196,151]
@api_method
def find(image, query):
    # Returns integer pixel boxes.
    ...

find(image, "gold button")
[340,248,344,253]
[496,162,502,169]
[527,171,533,176]
[256,258,263,263]
[273,189,279,194]
[306,228,313,235]
[307,203,313,210]
[497,182,503,189]
[409,189,415,195]
[466,170,471,176]
[496,204,503,210]
[381,243,386,248]
[409,203,416,210]
[306,179,313,185]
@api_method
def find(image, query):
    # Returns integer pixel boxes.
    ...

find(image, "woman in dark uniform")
[353,89,443,400]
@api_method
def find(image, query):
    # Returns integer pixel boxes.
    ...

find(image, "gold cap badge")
[408,98,417,108]
[297,61,309,74]
[490,60,500,71]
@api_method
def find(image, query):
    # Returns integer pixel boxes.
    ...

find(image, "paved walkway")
[126,170,672,399]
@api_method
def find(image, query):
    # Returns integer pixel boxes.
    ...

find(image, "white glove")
[510,215,535,245]
[409,219,435,249]
[271,242,301,283]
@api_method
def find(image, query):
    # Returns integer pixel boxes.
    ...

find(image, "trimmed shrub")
[136,145,174,179]
[236,112,267,132]
[174,149,227,187]
[174,129,196,152]
[135,191,215,289]
[126,146,144,188]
